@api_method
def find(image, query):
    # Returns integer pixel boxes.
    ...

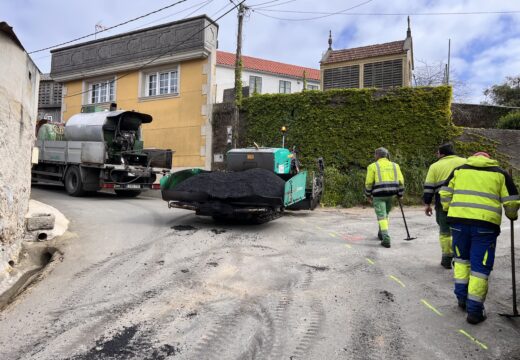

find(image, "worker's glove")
[424,204,433,217]
[506,214,519,221]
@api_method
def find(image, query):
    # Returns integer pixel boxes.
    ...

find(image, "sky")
[2,0,520,103]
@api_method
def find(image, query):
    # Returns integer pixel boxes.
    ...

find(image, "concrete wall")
[215,66,320,103]
[0,32,40,270]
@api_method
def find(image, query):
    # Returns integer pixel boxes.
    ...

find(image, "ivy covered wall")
[240,87,458,206]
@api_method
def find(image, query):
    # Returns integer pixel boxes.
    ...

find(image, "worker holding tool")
[439,152,520,324]
[364,147,405,248]
[423,143,466,269]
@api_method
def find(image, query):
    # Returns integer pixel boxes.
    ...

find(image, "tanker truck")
[32,109,173,197]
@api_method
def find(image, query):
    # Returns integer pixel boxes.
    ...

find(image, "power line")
[252,0,373,21]
[252,0,296,10]
[28,0,189,54]
[65,0,245,99]
[254,8,520,19]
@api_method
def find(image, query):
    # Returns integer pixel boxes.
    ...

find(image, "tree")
[413,59,471,102]
[483,76,520,107]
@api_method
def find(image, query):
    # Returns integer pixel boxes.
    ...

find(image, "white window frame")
[87,78,116,104]
[144,66,179,98]
[279,80,291,94]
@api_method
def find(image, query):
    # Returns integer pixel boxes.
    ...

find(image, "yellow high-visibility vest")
[439,156,520,227]
[423,155,466,205]
[365,158,404,198]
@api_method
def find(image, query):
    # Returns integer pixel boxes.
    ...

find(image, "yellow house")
[320,18,414,90]
[50,16,218,169]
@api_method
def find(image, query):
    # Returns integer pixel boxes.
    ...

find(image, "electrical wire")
[252,0,296,10]
[252,0,373,21]
[64,0,245,100]
[28,0,189,54]
[254,8,520,19]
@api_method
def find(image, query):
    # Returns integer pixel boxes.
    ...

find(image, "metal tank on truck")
[33,106,173,197]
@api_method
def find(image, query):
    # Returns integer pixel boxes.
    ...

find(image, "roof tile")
[323,40,406,64]
[217,51,320,81]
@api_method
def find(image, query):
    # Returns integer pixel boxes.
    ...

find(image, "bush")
[497,111,520,130]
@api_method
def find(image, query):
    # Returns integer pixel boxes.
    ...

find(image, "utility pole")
[232,2,246,148]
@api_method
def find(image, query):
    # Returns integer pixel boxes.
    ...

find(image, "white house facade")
[215,51,320,103]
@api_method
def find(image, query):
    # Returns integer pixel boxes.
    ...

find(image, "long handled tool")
[397,197,417,241]
[499,219,519,318]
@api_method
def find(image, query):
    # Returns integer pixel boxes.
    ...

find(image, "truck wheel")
[64,166,85,197]
[115,190,142,198]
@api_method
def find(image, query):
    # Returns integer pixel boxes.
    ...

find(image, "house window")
[146,68,179,97]
[89,80,115,104]
[279,80,291,94]
[307,84,319,90]
[249,76,262,94]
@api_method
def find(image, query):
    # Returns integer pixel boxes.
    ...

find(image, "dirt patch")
[211,228,226,234]
[186,311,198,318]
[68,325,181,359]
[207,262,219,267]
[181,269,189,273]
[379,290,395,303]
[171,225,197,231]
[303,264,330,272]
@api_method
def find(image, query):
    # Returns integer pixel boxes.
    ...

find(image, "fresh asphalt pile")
[175,168,286,200]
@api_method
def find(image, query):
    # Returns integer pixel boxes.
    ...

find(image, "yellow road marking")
[329,232,337,237]
[458,329,488,350]
[420,299,443,316]
[344,244,352,249]
[365,258,375,265]
[388,275,406,288]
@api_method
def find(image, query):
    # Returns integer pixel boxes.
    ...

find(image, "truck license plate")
[247,154,255,160]
[127,184,141,189]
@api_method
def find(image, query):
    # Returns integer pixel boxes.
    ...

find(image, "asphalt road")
[1,185,520,359]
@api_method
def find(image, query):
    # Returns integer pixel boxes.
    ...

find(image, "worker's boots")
[467,310,487,325]
[377,230,383,240]
[441,255,453,269]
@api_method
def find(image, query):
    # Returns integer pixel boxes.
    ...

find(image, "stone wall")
[459,128,520,169]
[451,103,519,128]
[0,31,40,270]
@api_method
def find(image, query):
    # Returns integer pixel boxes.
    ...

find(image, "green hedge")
[497,111,520,130]
[241,87,461,206]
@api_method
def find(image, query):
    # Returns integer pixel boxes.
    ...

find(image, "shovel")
[397,197,417,241]
[499,219,519,318]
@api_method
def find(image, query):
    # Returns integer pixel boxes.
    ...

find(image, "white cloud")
[3,0,520,103]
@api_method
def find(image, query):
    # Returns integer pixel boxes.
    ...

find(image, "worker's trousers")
[373,196,394,243]
[435,203,453,256]
[451,223,498,315]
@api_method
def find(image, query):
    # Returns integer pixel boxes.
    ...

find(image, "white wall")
[0,32,40,271]
[215,66,320,103]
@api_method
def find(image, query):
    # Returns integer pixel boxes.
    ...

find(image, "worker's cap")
[375,147,389,158]
[473,151,490,158]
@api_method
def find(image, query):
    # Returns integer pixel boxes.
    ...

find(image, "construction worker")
[364,147,405,248]
[423,143,466,269]
[439,152,519,324]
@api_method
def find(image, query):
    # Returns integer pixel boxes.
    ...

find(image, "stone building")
[320,18,414,90]
[38,74,62,122]
[0,22,40,271]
